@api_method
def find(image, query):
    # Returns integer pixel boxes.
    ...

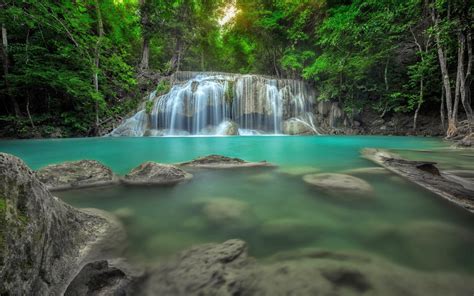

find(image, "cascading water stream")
[109,72,318,136]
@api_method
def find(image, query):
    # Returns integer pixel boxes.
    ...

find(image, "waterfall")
[109,72,318,136]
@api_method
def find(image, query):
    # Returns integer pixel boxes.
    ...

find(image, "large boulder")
[0,153,125,295]
[122,162,192,185]
[303,173,374,197]
[139,240,250,296]
[216,121,240,135]
[36,160,119,191]
[178,155,276,169]
[283,118,315,135]
[457,133,474,147]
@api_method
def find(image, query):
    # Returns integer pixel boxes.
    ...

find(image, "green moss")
[156,80,171,95]
[145,100,154,115]
[18,214,28,225]
[0,195,5,210]
[225,80,234,104]
[0,197,5,252]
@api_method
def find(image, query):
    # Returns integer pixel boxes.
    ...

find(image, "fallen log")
[361,148,474,214]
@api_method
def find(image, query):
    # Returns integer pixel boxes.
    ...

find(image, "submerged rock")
[277,166,320,176]
[247,172,276,183]
[341,167,390,176]
[199,197,257,229]
[113,207,135,222]
[122,162,192,185]
[178,154,276,169]
[36,160,119,191]
[0,153,125,295]
[303,173,374,197]
[260,218,319,243]
[363,221,474,272]
[138,239,474,296]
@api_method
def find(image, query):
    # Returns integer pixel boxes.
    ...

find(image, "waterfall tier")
[110,72,319,136]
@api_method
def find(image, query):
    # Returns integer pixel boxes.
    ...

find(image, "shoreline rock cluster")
[36,155,275,191]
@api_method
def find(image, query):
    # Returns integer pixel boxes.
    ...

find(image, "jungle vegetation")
[0,0,472,137]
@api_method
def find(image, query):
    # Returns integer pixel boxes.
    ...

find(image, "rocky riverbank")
[2,151,474,295]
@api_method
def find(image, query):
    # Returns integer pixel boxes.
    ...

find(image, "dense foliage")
[0,0,472,137]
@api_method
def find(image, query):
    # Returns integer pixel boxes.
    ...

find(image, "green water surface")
[1,136,473,275]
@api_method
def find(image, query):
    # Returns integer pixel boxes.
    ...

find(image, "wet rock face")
[123,162,192,185]
[0,153,123,295]
[36,160,118,191]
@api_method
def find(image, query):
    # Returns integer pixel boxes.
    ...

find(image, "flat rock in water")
[178,154,275,169]
[303,173,374,197]
[36,160,118,191]
[0,153,125,295]
[122,162,192,185]
[362,148,474,213]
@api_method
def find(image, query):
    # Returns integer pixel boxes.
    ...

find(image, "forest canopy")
[0,0,472,137]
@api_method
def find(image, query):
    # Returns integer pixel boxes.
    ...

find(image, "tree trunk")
[200,49,205,71]
[272,48,280,78]
[460,30,473,131]
[169,37,183,74]
[93,0,104,135]
[431,7,457,136]
[1,24,21,116]
[26,95,35,128]
[440,84,446,130]
[453,33,464,124]
[413,79,423,130]
[140,37,150,70]
[139,0,150,70]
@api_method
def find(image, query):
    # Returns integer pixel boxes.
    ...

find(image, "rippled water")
[1,136,473,275]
